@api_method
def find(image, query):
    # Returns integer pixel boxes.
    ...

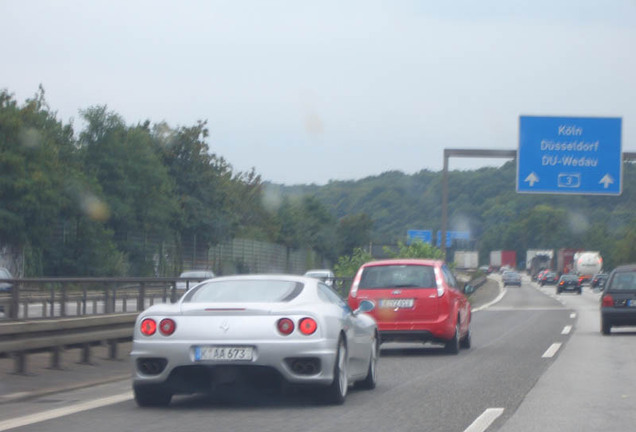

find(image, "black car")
[539,271,558,286]
[591,273,608,289]
[600,265,636,335]
[556,274,581,294]
[0,267,12,315]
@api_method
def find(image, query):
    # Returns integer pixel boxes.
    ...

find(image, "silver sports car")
[131,274,378,406]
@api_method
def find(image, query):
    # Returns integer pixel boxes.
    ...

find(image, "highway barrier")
[0,313,137,374]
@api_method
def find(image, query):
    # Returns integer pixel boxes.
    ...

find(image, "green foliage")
[383,240,445,259]
[333,248,374,278]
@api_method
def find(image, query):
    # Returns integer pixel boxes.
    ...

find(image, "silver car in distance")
[131,274,378,407]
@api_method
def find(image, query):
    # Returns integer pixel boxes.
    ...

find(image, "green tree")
[336,213,373,256]
[333,247,374,278]
[384,240,445,259]
[80,106,178,275]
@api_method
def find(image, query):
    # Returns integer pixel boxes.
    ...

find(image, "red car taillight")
[159,318,176,336]
[277,318,295,335]
[602,295,614,307]
[299,317,318,335]
[140,318,157,336]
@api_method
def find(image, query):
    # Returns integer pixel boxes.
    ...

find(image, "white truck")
[572,251,603,282]
[454,251,478,269]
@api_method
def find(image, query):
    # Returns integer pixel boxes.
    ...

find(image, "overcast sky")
[2,0,634,185]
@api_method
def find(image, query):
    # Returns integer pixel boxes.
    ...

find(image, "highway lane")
[497,280,636,432]
[0,277,577,432]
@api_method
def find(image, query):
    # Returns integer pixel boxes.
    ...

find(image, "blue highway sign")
[517,116,622,195]
[436,231,470,248]
[407,229,432,244]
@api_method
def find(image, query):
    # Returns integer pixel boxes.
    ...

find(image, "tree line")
[3,86,635,277]
[0,88,369,276]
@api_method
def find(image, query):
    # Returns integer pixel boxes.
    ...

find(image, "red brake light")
[140,318,157,336]
[299,317,318,335]
[602,295,614,307]
[277,318,294,335]
[159,318,176,336]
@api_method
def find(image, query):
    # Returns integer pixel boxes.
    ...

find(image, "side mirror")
[463,284,475,295]
[354,299,375,314]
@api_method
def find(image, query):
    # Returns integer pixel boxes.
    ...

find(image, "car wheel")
[601,316,611,335]
[134,385,172,407]
[322,336,348,404]
[357,332,378,390]
[445,322,460,355]
[460,327,472,349]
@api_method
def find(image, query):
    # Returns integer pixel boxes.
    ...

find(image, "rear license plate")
[194,346,254,361]
[379,298,414,308]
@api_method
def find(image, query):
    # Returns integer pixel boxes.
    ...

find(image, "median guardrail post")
[10,281,19,320]
[104,286,111,314]
[60,283,67,317]
[138,282,146,312]
[82,285,88,315]
[49,283,55,317]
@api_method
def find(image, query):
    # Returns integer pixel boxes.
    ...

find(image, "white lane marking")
[562,325,572,335]
[464,408,505,432]
[0,392,133,432]
[570,313,576,319]
[542,343,562,358]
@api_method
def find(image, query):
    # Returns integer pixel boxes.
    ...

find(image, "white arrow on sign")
[524,172,540,187]
[599,174,614,189]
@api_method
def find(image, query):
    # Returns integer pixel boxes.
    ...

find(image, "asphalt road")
[1,275,634,432]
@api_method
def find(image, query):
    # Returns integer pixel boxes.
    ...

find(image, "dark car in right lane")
[591,273,609,290]
[600,265,636,335]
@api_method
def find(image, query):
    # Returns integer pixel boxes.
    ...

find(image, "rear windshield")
[608,272,636,291]
[561,275,578,281]
[185,280,303,303]
[359,265,436,289]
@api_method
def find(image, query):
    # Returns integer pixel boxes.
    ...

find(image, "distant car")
[176,270,215,291]
[502,271,522,287]
[0,267,12,293]
[591,273,608,289]
[0,267,13,314]
[578,274,592,286]
[556,274,582,294]
[131,274,378,406]
[347,259,472,354]
[539,271,559,286]
[303,269,336,287]
[600,265,636,335]
[479,265,491,274]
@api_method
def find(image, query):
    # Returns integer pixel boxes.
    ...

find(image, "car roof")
[611,264,636,273]
[361,258,443,267]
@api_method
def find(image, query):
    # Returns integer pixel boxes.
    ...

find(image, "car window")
[359,265,436,289]
[609,272,636,291]
[185,280,303,303]
[317,283,348,308]
[441,264,458,289]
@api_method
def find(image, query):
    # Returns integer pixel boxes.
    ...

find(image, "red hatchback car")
[347,259,472,354]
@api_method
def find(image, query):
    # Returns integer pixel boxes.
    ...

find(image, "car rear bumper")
[601,308,636,327]
[130,338,338,392]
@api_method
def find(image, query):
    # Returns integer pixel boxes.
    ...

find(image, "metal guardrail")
[0,313,137,374]
[0,277,214,321]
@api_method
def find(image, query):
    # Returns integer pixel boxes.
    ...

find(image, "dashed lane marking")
[562,325,572,335]
[542,343,562,358]
[0,392,133,431]
[464,408,505,432]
